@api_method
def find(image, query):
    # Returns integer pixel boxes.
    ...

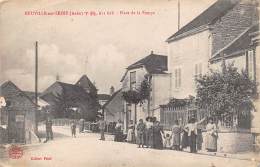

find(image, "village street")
[0,126,259,167]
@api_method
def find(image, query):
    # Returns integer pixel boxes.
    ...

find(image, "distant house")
[120,51,171,131]
[75,75,98,98]
[0,81,37,143]
[41,81,100,121]
[102,89,124,123]
[98,94,111,107]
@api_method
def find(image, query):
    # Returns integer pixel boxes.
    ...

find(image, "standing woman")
[205,117,218,152]
[145,117,154,148]
[127,120,135,143]
[153,120,164,149]
[171,120,182,150]
[114,120,123,142]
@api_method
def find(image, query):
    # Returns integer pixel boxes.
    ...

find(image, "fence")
[160,104,251,130]
[160,104,207,130]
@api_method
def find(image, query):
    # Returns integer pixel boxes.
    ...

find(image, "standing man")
[98,116,106,140]
[71,121,77,138]
[44,117,53,143]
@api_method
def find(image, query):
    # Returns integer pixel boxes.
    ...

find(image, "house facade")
[0,81,38,144]
[167,0,258,99]
[102,89,124,123]
[120,51,171,132]
[165,0,259,152]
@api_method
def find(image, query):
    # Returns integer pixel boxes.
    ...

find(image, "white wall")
[151,74,171,120]
[210,54,247,72]
[168,30,211,99]
[121,67,147,92]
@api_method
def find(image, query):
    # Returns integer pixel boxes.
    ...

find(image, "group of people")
[134,117,165,149]
[127,116,218,153]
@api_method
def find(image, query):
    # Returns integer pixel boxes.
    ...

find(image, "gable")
[0,81,37,108]
[167,0,239,42]
[75,75,97,92]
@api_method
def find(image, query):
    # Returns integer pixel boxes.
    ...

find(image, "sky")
[0,0,215,94]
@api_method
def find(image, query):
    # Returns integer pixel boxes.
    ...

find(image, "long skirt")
[153,133,163,149]
[114,129,123,142]
[181,131,189,149]
[196,129,203,151]
[206,134,217,151]
[127,129,135,143]
[145,128,153,147]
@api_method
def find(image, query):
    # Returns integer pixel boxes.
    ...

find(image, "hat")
[146,116,152,121]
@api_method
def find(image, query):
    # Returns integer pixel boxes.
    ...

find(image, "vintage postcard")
[0,0,260,167]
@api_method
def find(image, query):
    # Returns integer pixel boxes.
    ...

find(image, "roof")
[121,52,168,82]
[0,81,38,107]
[57,81,92,100]
[166,0,240,42]
[41,81,92,103]
[98,94,111,101]
[75,75,97,92]
[102,89,122,109]
[23,91,42,100]
[210,24,259,62]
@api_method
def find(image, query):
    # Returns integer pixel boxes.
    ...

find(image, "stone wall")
[202,131,253,153]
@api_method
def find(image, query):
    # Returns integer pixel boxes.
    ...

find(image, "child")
[71,121,77,138]
[136,119,146,148]
[163,133,172,149]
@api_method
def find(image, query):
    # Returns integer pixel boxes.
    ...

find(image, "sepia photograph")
[0,0,260,166]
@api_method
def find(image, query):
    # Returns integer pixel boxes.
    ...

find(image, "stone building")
[164,0,259,153]
[0,81,38,143]
[102,89,124,123]
[120,51,171,132]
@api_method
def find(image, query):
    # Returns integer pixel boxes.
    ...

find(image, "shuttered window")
[194,63,203,79]
[247,50,255,80]
[174,68,182,89]
[130,71,136,90]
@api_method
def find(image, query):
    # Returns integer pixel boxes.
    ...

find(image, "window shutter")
[178,68,182,87]
[248,50,254,80]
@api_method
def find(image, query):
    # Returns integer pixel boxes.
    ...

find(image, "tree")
[122,76,151,124]
[122,90,141,124]
[195,62,256,120]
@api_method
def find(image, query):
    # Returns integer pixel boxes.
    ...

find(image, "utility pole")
[178,0,180,30]
[35,41,38,134]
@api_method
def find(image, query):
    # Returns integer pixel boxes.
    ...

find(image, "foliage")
[52,90,98,120]
[139,77,151,102]
[122,77,151,105]
[122,90,141,104]
[195,63,256,117]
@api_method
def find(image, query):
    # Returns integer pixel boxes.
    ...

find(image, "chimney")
[110,86,115,95]
[56,74,60,81]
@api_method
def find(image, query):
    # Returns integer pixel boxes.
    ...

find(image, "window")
[130,71,136,90]
[247,50,255,80]
[174,68,182,89]
[194,63,203,79]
